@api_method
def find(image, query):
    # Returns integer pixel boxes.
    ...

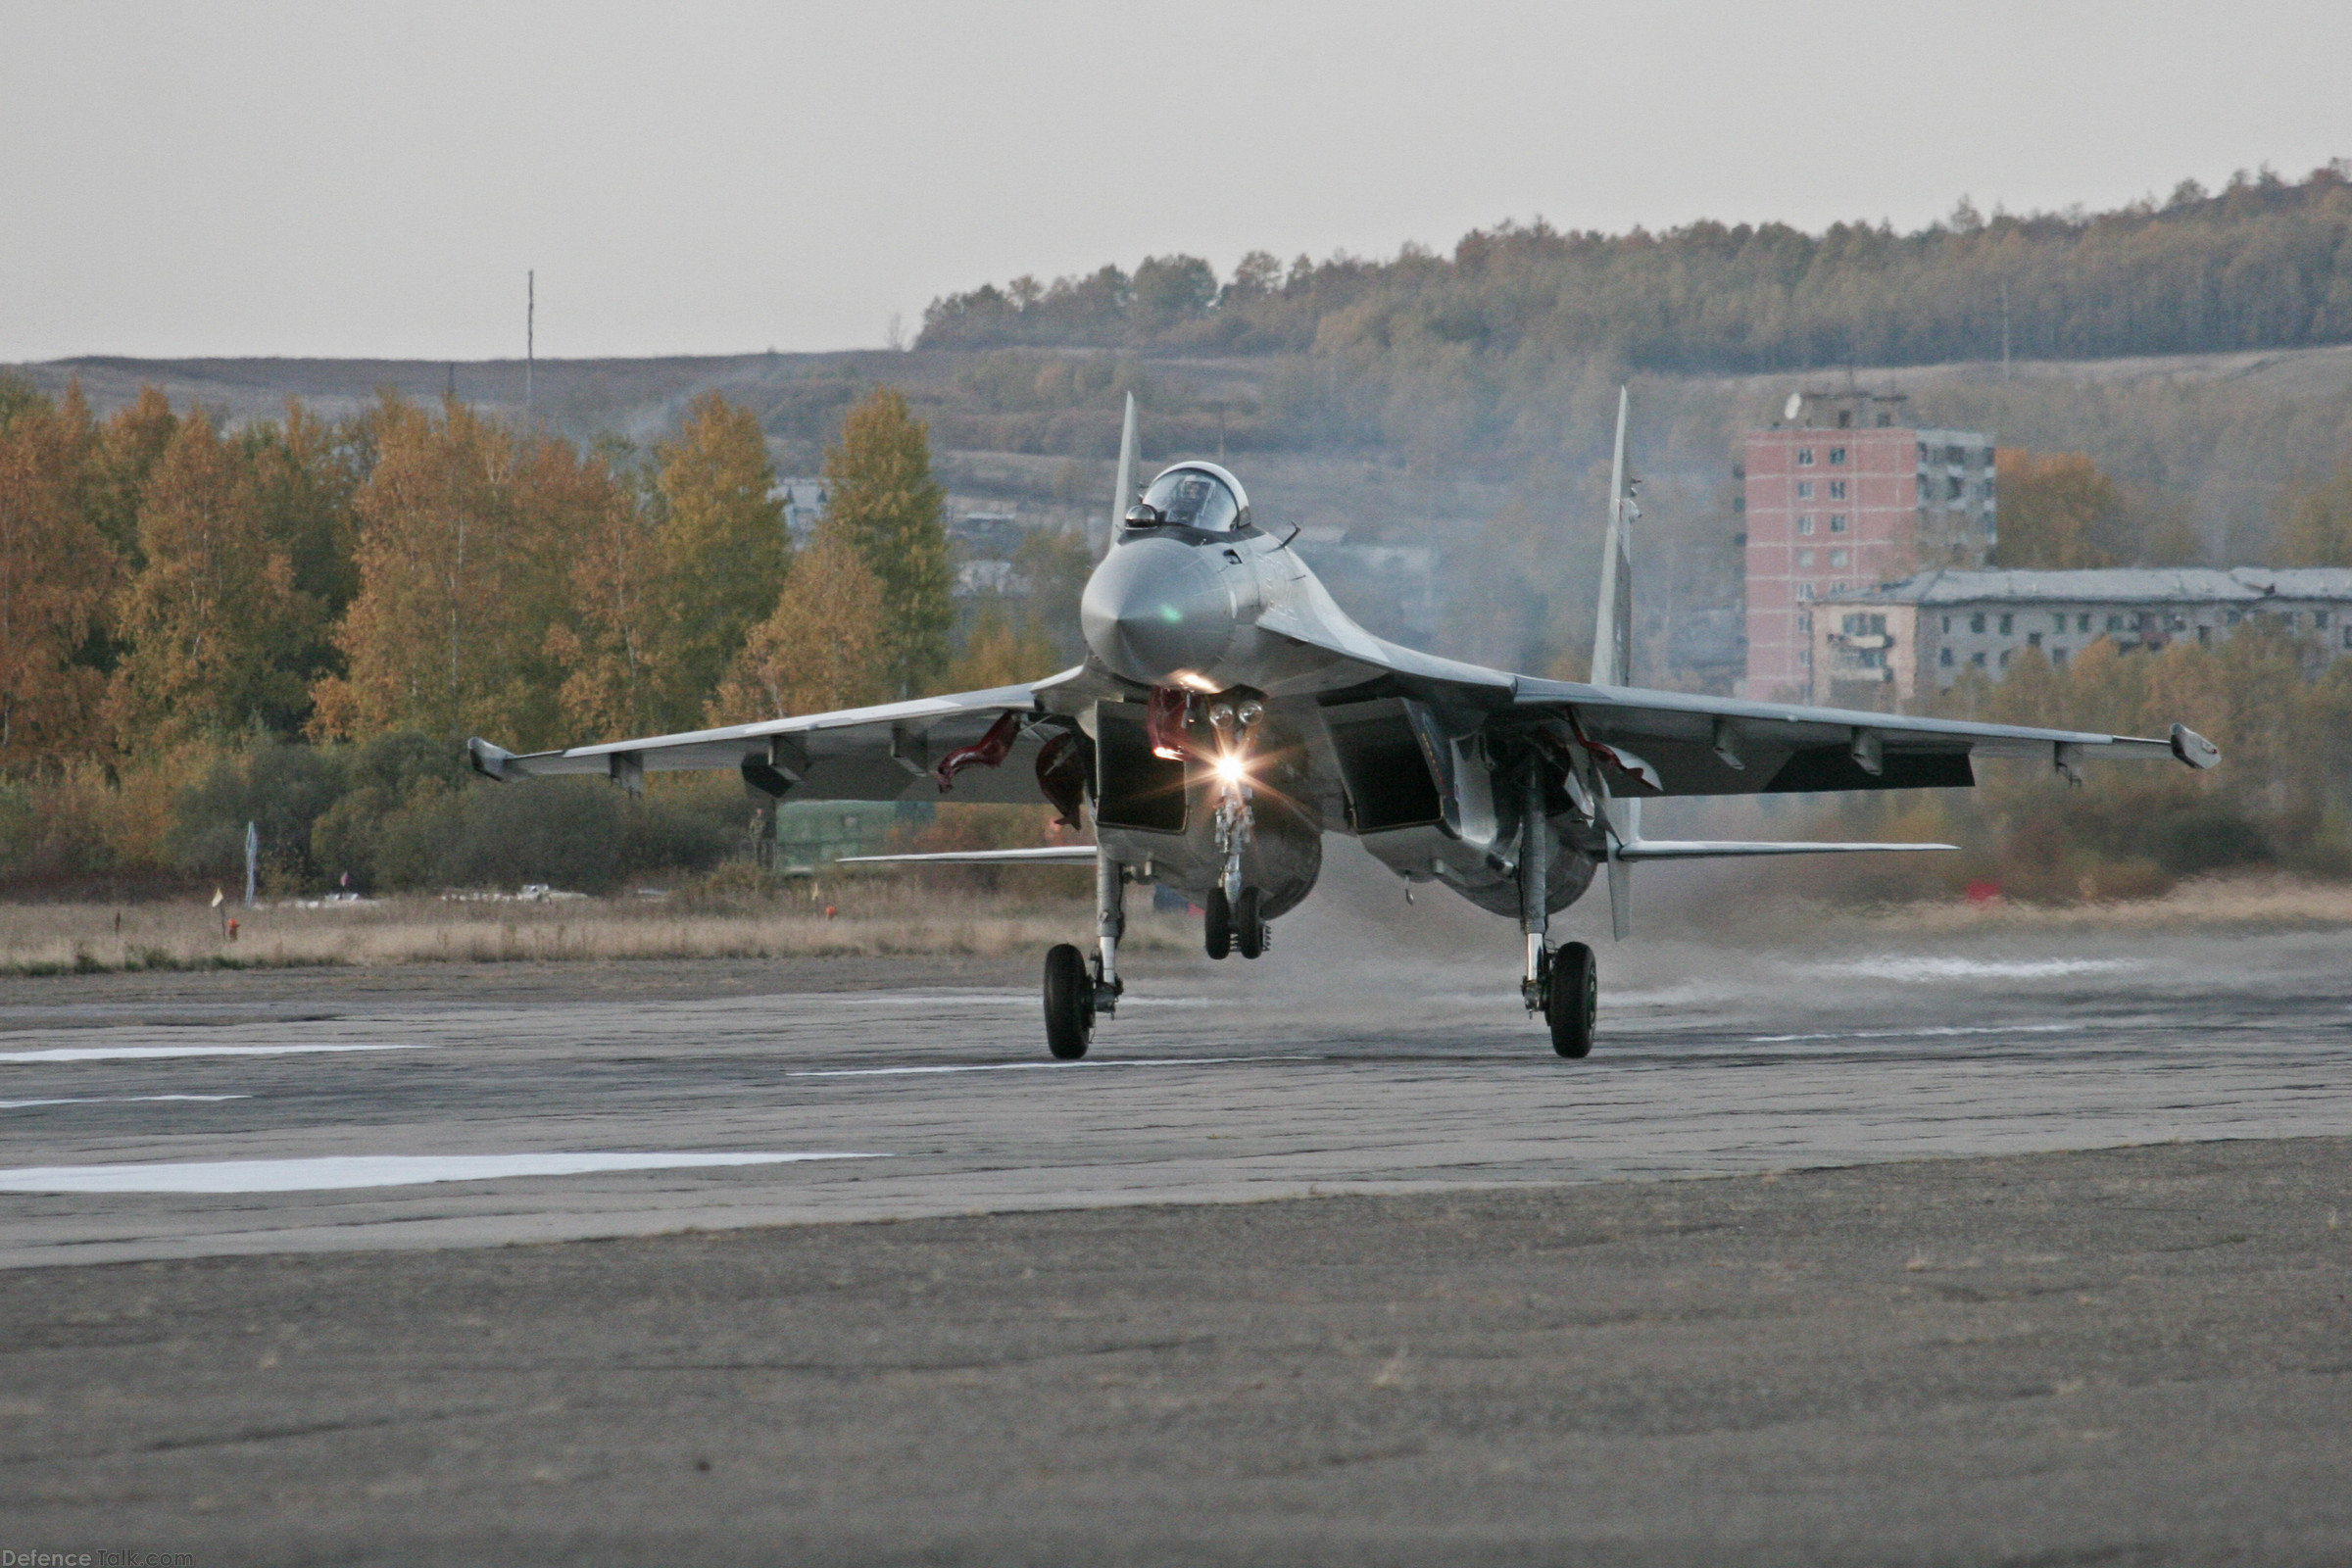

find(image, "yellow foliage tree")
[707,530,890,723]
[1994,451,2127,568]
[0,383,117,771]
[106,416,313,744]
[822,388,952,698]
[652,393,788,719]
[312,398,572,747]
[546,448,668,739]
[945,604,1059,691]
[2277,464,2352,565]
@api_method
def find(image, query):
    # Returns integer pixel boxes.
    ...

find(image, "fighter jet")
[468,391,2220,1059]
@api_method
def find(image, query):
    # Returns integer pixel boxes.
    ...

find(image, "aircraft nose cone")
[1081,536,1236,686]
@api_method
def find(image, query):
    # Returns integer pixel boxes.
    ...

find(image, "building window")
[1796,514,1815,535]
[2227,610,2242,625]
[1797,583,1814,600]
[1796,448,1815,466]
[1970,612,1986,633]
[1829,447,1848,466]
[1945,444,1966,465]
[2053,647,2069,665]
[2028,631,2042,648]
[1915,475,1930,499]
[1828,550,1849,567]
[2167,613,2187,631]
[1999,650,2013,667]
[1798,648,1812,665]
[1945,476,1964,502]
[1795,612,1811,632]
[2317,611,2331,629]
[1829,514,1848,532]
[2078,614,2091,633]
[1939,647,1954,667]
[1971,651,1986,667]
[2198,626,2212,645]
[1941,614,1952,633]
[2342,624,2352,649]
[1797,481,1814,500]
[1796,550,1815,567]
[1998,613,2013,634]
[2107,614,2128,632]
[1831,581,1846,595]
[1828,480,1848,500]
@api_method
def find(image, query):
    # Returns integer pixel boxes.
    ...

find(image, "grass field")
[0,878,1197,975]
[0,870,2345,976]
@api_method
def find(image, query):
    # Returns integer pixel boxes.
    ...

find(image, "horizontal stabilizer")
[1613,840,1957,861]
[835,846,1098,866]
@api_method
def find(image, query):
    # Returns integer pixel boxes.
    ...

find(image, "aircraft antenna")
[525,270,535,416]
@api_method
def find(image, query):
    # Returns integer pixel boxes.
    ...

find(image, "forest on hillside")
[921,165,2352,371]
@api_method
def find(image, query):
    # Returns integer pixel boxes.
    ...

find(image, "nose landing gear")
[1202,885,1268,960]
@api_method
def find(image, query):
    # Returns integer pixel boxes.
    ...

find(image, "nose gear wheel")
[1203,887,1233,960]
[1544,941,1597,1058]
[1043,943,1095,1058]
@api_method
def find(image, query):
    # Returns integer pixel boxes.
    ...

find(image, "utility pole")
[525,270,535,414]
[2001,281,2012,381]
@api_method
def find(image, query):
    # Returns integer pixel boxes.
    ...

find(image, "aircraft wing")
[466,666,1110,806]
[1509,675,2218,797]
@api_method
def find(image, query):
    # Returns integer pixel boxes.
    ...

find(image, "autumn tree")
[822,388,952,697]
[0,381,117,771]
[106,415,314,743]
[944,605,1059,691]
[1994,451,2129,568]
[85,385,179,567]
[312,397,572,748]
[2278,464,2352,565]
[652,393,788,716]
[546,440,668,738]
[241,398,365,683]
[707,528,890,723]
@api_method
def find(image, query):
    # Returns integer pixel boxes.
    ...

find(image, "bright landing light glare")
[1213,752,1249,784]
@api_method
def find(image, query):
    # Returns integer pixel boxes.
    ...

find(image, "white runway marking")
[0,1043,425,1063]
[1806,956,2144,981]
[1745,1022,2092,1044]
[0,1151,889,1194]
[0,1094,251,1110]
[791,1056,1257,1078]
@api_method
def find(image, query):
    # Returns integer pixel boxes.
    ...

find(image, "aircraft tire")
[1043,943,1094,1059]
[1546,941,1596,1059]
[1204,888,1233,960]
[1235,887,1265,959]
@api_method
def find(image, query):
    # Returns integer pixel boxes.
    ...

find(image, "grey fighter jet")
[468,391,2220,1059]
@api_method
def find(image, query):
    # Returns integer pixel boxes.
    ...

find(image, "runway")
[3,907,2348,1268]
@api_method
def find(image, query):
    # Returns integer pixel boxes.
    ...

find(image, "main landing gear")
[1044,852,1128,1059]
[1517,759,1596,1060]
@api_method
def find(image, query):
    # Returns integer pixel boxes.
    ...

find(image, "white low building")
[1804,566,2352,705]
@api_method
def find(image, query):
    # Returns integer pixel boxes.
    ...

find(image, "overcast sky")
[4,0,2346,363]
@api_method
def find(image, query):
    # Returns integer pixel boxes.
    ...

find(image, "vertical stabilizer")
[1102,392,1139,557]
[1589,386,1636,686]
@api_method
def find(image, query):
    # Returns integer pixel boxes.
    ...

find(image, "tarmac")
[1,868,2348,1562]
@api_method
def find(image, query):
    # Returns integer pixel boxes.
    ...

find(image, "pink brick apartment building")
[1740,390,1997,700]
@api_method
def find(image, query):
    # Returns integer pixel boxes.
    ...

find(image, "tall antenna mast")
[525,270,535,414]
[2000,280,2012,380]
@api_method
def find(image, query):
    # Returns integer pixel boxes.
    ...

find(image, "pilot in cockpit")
[1134,466,1246,533]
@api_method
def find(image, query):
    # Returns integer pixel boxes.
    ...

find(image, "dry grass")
[1825,870,2352,935]
[0,881,1193,975]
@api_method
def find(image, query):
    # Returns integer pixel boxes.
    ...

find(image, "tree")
[707,529,890,723]
[652,393,788,715]
[946,604,1058,692]
[312,397,571,748]
[106,415,313,743]
[1994,451,2127,568]
[242,398,364,681]
[2278,464,2352,565]
[0,384,117,770]
[822,388,952,697]
[547,442,669,738]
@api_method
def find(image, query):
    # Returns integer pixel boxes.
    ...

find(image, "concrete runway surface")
[1,869,2349,1561]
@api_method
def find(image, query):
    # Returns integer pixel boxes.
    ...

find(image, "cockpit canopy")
[1133,463,1250,534]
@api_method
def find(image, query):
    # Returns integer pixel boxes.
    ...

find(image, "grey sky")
[4,0,2346,363]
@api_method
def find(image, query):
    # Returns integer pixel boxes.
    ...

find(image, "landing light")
[1213,752,1250,785]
